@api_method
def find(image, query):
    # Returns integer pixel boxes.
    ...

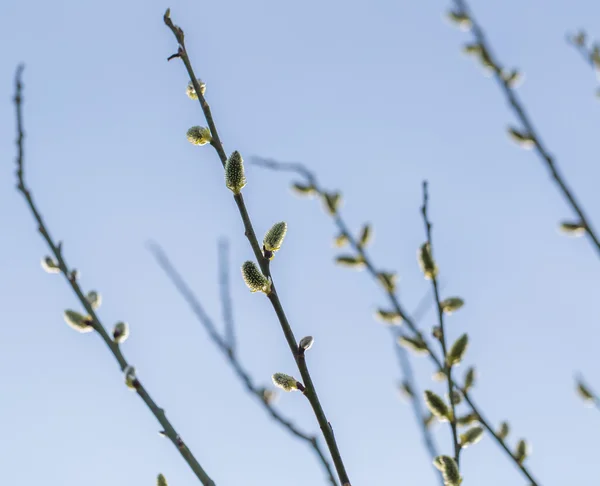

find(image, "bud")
[260,388,278,405]
[418,243,438,280]
[497,421,510,440]
[69,269,80,281]
[398,381,414,400]
[86,291,102,310]
[375,308,402,324]
[113,321,129,344]
[272,372,301,392]
[507,127,534,149]
[225,151,247,195]
[502,69,523,88]
[457,412,479,427]
[462,43,482,56]
[464,366,476,391]
[398,335,429,356]
[559,221,586,237]
[124,365,138,390]
[323,192,342,215]
[433,455,461,486]
[447,334,469,366]
[157,473,168,486]
[299,336,314,351]
[41,256,60,274]
[446,10,472,30]
[432,326,443,340]
[572,30,587,46]
[576,381,595,402]
[291,182,316,196]
[64,310,93,333]
[377,272,397,292]
[448,390,463,405]
[432,369,447,382]
[358,224,372,247]
[158,430,167,438]
[241,261,271,294]
[514,439,529,464]
[186,126,212,146]
[440,297,464,314]
[424,390,450,421]
[186,79,206,100]
[460,426,484,447]
[263,221,287,257]
[334,232,349,248]
[335,255,365,269]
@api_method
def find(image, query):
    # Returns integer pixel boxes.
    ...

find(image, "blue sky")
[2,0,600,485]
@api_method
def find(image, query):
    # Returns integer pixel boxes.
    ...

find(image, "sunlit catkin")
[447,334,469,366]
[86,291,102,310]
[186,126,212,146]
[460,426,484,447]
[263,222,287,257]
[440,297,464,314]
[41,256,60,274]
[64,310,93,333]
[113,321,129,344]
[434,455,461,486]
[424,390,450,421]
[418,242,438,279]
[186,79,206,99]
[272,373,300,392]
[225,151,247,195]
[157,474,168,486]
[241,261,271,294]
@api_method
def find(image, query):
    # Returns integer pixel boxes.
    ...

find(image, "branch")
[163,11,351,485]
[566,30,600,98]
[218,239,237,352]
[148,242,339,486]
[448,0,600,259]
[252,156,542,485]
[420,181,461,466]
[13,66,216,486]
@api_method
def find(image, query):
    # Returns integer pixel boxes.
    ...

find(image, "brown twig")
[13,65,216,486]
[163,10,351,485]
[148,241,339,486]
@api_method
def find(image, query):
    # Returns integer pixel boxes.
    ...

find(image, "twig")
[449,0,600,259]
[218,239,237,352]
[566,31,600,97]
[148,242,339,486]
[252,156,542,485]
[420,182,461,465]
[13,66,216,486]
[163,11,351,485]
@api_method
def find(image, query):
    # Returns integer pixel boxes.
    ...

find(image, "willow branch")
[218,240,237,352]
[163,11,351,485]
[420,182,461,465]
[450,0,600,259]
[252,156,542,485]
[13,65,216,486]
[149,242,339,486]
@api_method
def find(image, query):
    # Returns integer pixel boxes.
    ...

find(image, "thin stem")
[252,156,542,485]
[450,0,600,259]
[217,240,236,352]
[420,181,461,465]
[149,242,338,486]
[13,66,215,486]
[163,12,351,486]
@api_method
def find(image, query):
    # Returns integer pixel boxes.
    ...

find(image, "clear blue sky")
[2,0,600,485]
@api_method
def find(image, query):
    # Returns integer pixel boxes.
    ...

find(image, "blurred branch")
[252,156,542,485]
[447,0,600,258]
[575,374,600,412]
[420,182,460,466]
[149,242,338,486]
[13,66,216,486]
[164,11,351,485]
[218,239,236,352]
[566,30,600,98]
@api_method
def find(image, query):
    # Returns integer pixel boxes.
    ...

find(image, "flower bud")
[424,390,450,421]
[358,224,372,247]
[447,334,469,366]
[559,221,586,236]
[241,261,271,294]
[398,335,429,356]
[433,455,461,486]
[460,426,484,447]
[41,256,60,274]
[514,439,529,464]
[377,272,397,292]
[272,373,301,392]
[260,387,278,404]
[507,127,534,149]
[299,336,314,351]
[418,243,438,280]
[186,79,206,100]
[263,221,287,257]
[291,182,316,196]
[323,192,342,215]
[186,126,212,146]
[157,473,168,486]
[457,412,479,427]
[375,308,402,324]
[225,151,247,195]
[86,291,102,310]
[113,321,129,344]
[335,255,365,269]
[334,232,349,248]
[463,366,476,391]
[64,310,93,333]
[576,381,595,402]
[497,421,510,440]
[446,10,472,30]
[124,365,138,390]
[440,297,464,314]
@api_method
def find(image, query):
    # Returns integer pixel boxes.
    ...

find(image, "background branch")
[149,242,339,486]
[252,156,542,485]
[13,66,216,486]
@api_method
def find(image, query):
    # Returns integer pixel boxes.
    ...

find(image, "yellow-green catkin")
[514,439,529,464]
[398,335,429,356]
[323,192,342,215]
[464,366,476,391]
[157,474,168,486]
[41,256,60,274]
[447,334,469,366]
[576,381,595,402]
[291,182,316,196]
[418,242,438,279]
[434,455,462,486]
[378,272,397,292]
[186,126,212,146]
[440,297,464,314]
[497,421,510,440]
[358,224,372,247]
[375,308,402,324]
[424,390,450,421]
[86,291,102,310]
[559,221,586,237]
[460,426,484,448]
[507,127,534,149]
[64,310,93,333]
[272,373,299,392]
[446,10,472,30]
[335,255,365,269]
[124,366,138,390]
[225,151,247,194]
[457,412,479,427]
[503,69,523,88]
[299,336,314,351]
[334,232,349,248]
[241,261,271,294]
[263,222,287,256]
[186,79,206,100]
[113,321,129,344]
